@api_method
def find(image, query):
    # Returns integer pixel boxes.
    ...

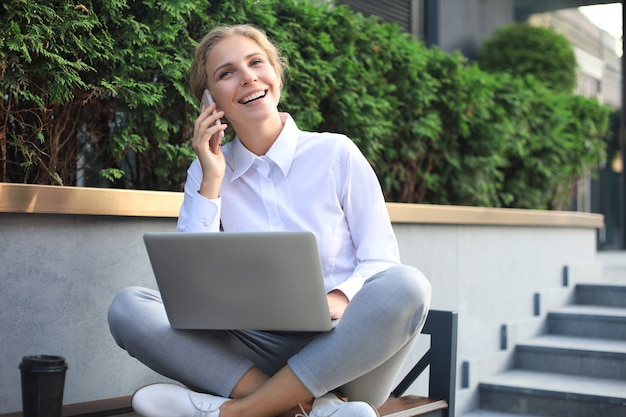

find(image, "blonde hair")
[190,24,287,101]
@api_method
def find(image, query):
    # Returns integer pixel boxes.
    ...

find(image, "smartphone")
[201,89,224,147]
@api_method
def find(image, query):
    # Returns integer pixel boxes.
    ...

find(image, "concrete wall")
[0,213,175,412]
[0,208,602,414]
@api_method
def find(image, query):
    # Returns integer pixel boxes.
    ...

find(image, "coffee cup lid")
[19,355,68,372]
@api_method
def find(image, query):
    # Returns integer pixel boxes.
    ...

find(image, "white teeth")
[241,91,265,104]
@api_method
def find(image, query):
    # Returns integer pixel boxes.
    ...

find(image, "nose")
[240,67,257,86]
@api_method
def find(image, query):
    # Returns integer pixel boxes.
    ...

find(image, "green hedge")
[1,0,209,189]
[478,23,578,93]
[1,0,609,209]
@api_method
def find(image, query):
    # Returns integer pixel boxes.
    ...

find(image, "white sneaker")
[298,393,380,417]
[131,383,229,417]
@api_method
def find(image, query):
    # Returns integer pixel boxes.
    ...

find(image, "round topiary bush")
[477,23,577,93]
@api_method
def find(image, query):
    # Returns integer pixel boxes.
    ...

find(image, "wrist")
[198,178,222,199]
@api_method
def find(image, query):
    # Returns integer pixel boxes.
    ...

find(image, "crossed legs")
[107,265,431,416]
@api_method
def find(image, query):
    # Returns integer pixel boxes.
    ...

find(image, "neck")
[234,112,285,156]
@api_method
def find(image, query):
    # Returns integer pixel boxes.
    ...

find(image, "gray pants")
[107,265,431,407]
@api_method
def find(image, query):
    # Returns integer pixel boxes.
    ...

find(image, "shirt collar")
[230,113,298,181]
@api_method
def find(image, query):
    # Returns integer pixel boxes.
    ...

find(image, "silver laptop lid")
[143,231,333,332]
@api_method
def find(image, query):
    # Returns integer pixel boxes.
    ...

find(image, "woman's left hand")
[327,290,349,320]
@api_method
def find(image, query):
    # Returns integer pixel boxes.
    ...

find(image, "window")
[337,0,423,37]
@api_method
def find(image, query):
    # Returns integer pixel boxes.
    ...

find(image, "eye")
[218,70,233,80]
[250,58,264,66]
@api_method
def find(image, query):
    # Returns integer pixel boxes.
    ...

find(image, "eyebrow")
[212,52,264,77]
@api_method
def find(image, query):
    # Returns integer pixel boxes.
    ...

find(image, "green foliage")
[477,27,606,205]
[1,0,206,188]
[1,0,609,210]
[477,23,578,93]
[493,75,608,209]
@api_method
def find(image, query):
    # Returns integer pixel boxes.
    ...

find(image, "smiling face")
[205,35,281,128]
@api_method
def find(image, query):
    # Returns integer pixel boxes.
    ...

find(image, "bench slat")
[379,395,448,417]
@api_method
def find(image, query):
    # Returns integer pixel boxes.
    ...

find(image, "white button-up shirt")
[177,114,400,300]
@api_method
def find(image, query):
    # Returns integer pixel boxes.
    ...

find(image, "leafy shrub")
[1,0,609,210]
[477,23,578,93]
[1,0,206,189]
[493,75,609,209]
[477,24,608,209]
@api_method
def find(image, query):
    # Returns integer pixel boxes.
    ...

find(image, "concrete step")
[547,305,626,340]
[575,283,626,307]
[479,370,626,417]
[514,334,626,379]
[462,411,543,417]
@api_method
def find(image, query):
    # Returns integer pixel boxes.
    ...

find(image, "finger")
[201,101,219,115]
[194,104,219,132]
[209,124,227,154]
[194,111,224,143]
[202,110,224,130]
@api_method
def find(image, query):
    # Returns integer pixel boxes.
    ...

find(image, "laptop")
[143,231,334,332]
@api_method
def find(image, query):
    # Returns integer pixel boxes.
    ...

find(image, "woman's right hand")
[192,103,228,199]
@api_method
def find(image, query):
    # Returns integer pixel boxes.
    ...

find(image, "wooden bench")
[2,310,457,417]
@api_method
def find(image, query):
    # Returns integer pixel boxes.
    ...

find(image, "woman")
[108,24,431,417]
